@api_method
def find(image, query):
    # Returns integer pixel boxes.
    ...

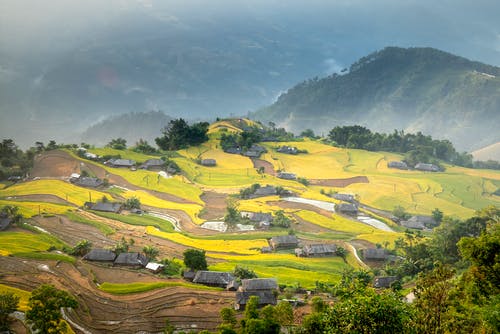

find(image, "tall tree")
[26,284,78,333]
[183,249,208,271]
[0,292,19,331]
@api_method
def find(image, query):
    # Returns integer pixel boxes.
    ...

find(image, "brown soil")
[31,150,195,204]
[309,176,369,187]
[199,191,228,220]
[0,256,234,333]
[8,194,75,206]
[252,158,276,176]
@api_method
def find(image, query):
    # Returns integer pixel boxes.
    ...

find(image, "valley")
[1,119,499,332]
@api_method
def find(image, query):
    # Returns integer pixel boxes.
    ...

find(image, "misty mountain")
[252,47,500,151]
[80,111,172,148]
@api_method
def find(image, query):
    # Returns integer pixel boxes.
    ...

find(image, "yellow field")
[122,189,203,224]
[86,147,158,162]
[0,284,31,311]
[295,210,375,234]
[0,180,108,206]
[146,227,268,255]
[0,232,66,255]
[0,199,73,217]
[355,232,404,249]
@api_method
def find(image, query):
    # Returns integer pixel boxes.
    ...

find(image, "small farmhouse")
[201,159,216,166]
[193,271,235,288]
[140,159,165,170]
[335,203,358,216]
[145,262,164,273]
[277,146,298,155]
[106,159,136,168]
[332,193,356,203]
[373,276,399,289]
[83,249,117,262]
[87,202,122,213]
[235,291,277,310]
[363,248,389,261]
[252,185,277,198]
[269,235,299,250]
[241,278,278,291]
[0,213,12,231]
[277,172,297,180]
[414,163,440,172]
[297,244,337,257]
[387,161,408,170]
[114,252,148,268]
[401,215,437,230]
[72,177,103,188]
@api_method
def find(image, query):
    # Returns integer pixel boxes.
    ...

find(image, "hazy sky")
[1,0,499,66]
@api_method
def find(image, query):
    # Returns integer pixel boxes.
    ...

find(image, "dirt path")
[252,158,276,176]
[309,176,369,187]
[199,191,228,220]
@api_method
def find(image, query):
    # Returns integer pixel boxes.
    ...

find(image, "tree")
[124,196,141,210]
[143,245,160,261]
[0,292,19,331]
[432,208,444,224]
[310,296,326,314]
[107,138,127,150]
[393,205,411,220]
[300,129,316,138]
[26,284,78,333]
[224,206,241,228]
[70,239,92,257]
[233,265,257,279]
[220,307,237,328]
[155,119,209,150]
[133,139,158,154]
[274,301,294,328]
[413,264,455,334]
[245,295,260,320]
[335,246,348,262]
[183,249,208,271]
[272,210,292,228]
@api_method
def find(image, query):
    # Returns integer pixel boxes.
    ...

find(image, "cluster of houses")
[400,215,437,230]
[331,193,359,216]
[70,174,104,188]
[240,211,273,229]
[225,144,267,159]
[388,161,440,172]
[83,249,164,273]
[276,146,299,155]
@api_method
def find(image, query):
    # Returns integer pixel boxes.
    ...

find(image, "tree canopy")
[155,118,209,150]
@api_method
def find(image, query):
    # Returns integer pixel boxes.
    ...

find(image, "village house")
[252,185,277,198]
[225,147,242,155]
[269,235,299,250]
[296,244,337,257]
[373,276,399,289]
[201,159,217,166]
[114,252,148,268]
[0,213,12,231]
[183,270,196,282]
[71,176,103,188]
[139,159,165,170]
[193,271,235,288]
[277,146,298,155]
[86,202,122,213]
[240,212,273,228]
[277,172,297,180]
[235,278,278,310]
[387,161,408,170]
[335,203,359,216]
[145,262,164,273]
[106,159,136,168]
[332,193,356,203]
[260,246,273,254]
[363,248,389,261]
[414,163,440,172]
[83,249,117,262]
[401,215,437,230]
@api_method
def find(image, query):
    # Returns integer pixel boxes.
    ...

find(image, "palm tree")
[143,245,159,261]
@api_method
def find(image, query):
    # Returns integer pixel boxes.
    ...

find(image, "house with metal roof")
[269,235,299,250]
[83,249,117,262]
[114,252,148,268]
[193,271,235,288]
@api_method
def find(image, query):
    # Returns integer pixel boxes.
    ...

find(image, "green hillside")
[253,47,500,151]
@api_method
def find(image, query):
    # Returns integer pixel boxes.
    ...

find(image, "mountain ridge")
[252,47,500,151]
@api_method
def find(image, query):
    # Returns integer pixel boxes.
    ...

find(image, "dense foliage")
[0,139,35,180]
[327,126,473,168]
[183,249,208,271]
[0,292,19,331]
[26,284,78,333]
[155,118,209,150]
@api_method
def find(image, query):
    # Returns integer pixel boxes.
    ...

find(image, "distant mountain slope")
[253,47,500,151]
[472,142,500,161]
[80,111,172,147]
